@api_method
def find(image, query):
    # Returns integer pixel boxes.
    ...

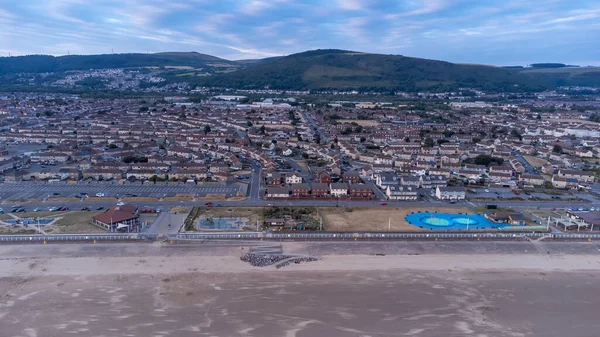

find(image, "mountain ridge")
[1,49,599,91]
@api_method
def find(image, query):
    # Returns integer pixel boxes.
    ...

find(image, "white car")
[96,193,105,197]
[484,189,490,192]
[33,208,41,212]
[116,202,125,206]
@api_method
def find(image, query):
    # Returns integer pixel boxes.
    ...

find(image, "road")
[3,198,591,214]
[247,160,263,201]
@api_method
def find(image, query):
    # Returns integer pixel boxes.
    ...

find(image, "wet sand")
[1,242,600,337]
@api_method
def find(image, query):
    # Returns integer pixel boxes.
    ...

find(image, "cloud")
[0,0,598,65]
[334,0,366,11]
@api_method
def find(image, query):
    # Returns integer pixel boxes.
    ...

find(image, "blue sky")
[1,0,599,65]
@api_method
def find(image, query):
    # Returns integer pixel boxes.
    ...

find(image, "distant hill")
[0,52,238,74]
[2,49,600,91]
[519,67,600,88]
[195,49,550,92]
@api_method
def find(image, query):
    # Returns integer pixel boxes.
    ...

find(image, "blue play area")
[406,212,508,231]
[198,217,248,231]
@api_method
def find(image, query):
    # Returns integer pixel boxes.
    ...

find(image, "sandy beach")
[1,241,600,337]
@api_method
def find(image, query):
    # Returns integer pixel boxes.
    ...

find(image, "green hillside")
[0,52,237,74]
[195,49,550,92]
[519,67,600,87]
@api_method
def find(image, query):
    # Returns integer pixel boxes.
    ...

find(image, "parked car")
[0,208,3,214]
[81,207,90,211]
[484,189,490,193]
[380,202,388,206]
[96,193,105,197]
[215,203,222,207]
[116,202,125,206]
[16,208,26,213]
[33,208,41,212]
[96,206,104,210]
[53,192,60,195]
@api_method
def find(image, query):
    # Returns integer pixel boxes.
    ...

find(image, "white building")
[435,186,466,200]
[386,185,418,200]
[285,173,303,184]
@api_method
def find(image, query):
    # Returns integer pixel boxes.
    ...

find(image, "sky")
[1,0,599,65]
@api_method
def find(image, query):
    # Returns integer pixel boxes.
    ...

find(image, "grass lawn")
[50,211,105,234]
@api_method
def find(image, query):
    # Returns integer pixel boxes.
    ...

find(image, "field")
[0,211,104,234]
[523,155,550,168]
[338,119,380,126]
[322,206,472,231]
[46,211,105,234]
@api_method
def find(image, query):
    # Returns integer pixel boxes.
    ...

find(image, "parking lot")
[468,187,562,201]
[0,183,244,201]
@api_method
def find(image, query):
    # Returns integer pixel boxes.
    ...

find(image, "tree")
[443,130,455,137]
[271,139,277,144]
[437,139,450,145]
[553,145,563,154]
[589,113,600,123]
[302,153,309,159]
[473,155,504,166]
[543,181,553,189]
[537,114,542,120]
[333,137,338,144]
[404,136,410,143]
[260,125,266,135]
[204,125,211,135]
[246,121,253,127]
[424,138,434,148]
[472,136,482,144]
[360,137,366,143]
[108,143,117,149]
[330,143,335,149]
[510,128,522,141]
